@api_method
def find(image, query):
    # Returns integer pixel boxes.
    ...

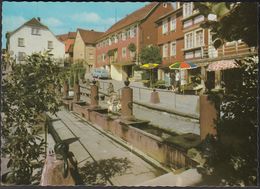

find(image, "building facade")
[73,29,103,73]
[95,2,174,81]
[6,17,65,63]
[156,2,184,85]
[57,32,77,64]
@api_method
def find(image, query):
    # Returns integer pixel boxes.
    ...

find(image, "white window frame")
[183,2,193,18]
[194,29,204,47]
[170,41,176,56]
[170,17,176,31]
[183,19,193,28]
[162,19,168,34]
[194,15,205,24]
[48,41,53,49]
[102,53,106,62]
[122,47,127,58]
[122,32,126,41]
[31,28,40,35]
[185,52,193,59]
[184,31,194,49]
[163,43,168,58]
[18,38,25,47]
[18,52,26,61]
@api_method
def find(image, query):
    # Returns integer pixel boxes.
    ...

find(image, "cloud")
[2,16,26,32]
[71,12,115,25]
[42,17,63,27]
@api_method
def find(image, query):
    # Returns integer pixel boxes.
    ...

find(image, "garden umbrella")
[140,63,159,87]
[169,61,197,70]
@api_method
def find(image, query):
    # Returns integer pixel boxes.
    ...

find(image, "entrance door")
[206,71,215,90]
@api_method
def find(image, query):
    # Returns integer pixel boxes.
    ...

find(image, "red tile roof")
[98,2,159,40]
[56,32,77,53]
[77,29,104,44]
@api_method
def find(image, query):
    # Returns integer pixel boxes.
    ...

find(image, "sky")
[2,1,149,48]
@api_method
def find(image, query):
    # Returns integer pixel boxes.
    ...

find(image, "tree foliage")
[194,2,258,48]
[139,45,162,64]
[127,43,136,52]
[68,62,86,87]
[2,51,65,184]
[198,57,257,186]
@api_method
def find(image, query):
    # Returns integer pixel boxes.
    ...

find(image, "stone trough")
[62,80,200,170]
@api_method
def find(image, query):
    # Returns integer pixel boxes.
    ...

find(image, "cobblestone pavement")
[48,109,165,186]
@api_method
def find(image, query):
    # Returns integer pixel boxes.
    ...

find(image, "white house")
[6,17,65,63]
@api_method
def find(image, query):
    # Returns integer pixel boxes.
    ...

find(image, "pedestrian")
[175,71,180,93]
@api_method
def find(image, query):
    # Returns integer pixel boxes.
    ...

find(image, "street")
[48,109,165,186]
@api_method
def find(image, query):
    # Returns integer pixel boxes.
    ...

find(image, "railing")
[82,80,200,118]
[195,43,258,62]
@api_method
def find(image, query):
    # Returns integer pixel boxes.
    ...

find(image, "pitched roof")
[99,2,159,40]
[155,7,182,23]
[9,17,49,36]
[56,32,77,53]
[77,28,104,44]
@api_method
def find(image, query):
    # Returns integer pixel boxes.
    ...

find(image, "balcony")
[190,43,258,63]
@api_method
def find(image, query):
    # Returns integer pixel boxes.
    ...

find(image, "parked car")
[92,68,110,79]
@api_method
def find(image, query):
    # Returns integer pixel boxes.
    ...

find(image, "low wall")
[71,103,198,169]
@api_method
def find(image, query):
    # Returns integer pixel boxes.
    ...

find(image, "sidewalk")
[47,109,165,186]
[83,75,200,119]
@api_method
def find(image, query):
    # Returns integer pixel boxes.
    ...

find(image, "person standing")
[175,70,180,92]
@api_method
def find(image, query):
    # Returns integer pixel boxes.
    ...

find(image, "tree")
[2,51,65,184]
[139,45,162,64]
[127,43,136,52]
[194,2,258,48]
[193,2,258,186]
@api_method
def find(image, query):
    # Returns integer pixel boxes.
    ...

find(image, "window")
[162,20,168,34]
[18,52,26,61]
[183,20,192,28]
[130,51,135,58]
[48,41,53,49]
[194,15,205,24]
[130,27,136,38]
[170,42,176,56]
[122,47,127,58]
[171,2,180,10]
[126,29,131,39]
[115,35,118,43]
[183,3,193,18]
[163,3,167,8]
[102,53,106,62]
[185,52,193,59]
[31,28,40,35]
[194,50,202,58]
[89,53,94,60]
[18,38,25,47]
[170,17,176,31]
[122,32,126,41]
[109,38,112,46]
[195,30,204,47]
[185,32,194,49]
[163,43,168,58]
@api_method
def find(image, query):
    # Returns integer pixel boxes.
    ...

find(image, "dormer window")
[163,3,167,8]
[32,28,40,35]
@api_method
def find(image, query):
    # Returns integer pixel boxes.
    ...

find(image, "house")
[6,17,65,63]
[73,28,104,73]
[57,32,77,64]
[155,2,184,86]
[95,2,174,81]
[181,2,256,91]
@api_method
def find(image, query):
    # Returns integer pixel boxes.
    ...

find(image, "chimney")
[37,17,41,22]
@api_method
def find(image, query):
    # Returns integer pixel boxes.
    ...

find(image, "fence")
[81,80,200,118]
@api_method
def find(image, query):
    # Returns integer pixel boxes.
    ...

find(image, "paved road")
[49,109,164,186]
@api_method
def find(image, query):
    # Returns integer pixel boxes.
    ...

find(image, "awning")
[207,60,240,72]
[140,63,159,70]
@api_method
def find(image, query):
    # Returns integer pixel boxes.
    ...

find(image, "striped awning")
[207,60,240,72]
